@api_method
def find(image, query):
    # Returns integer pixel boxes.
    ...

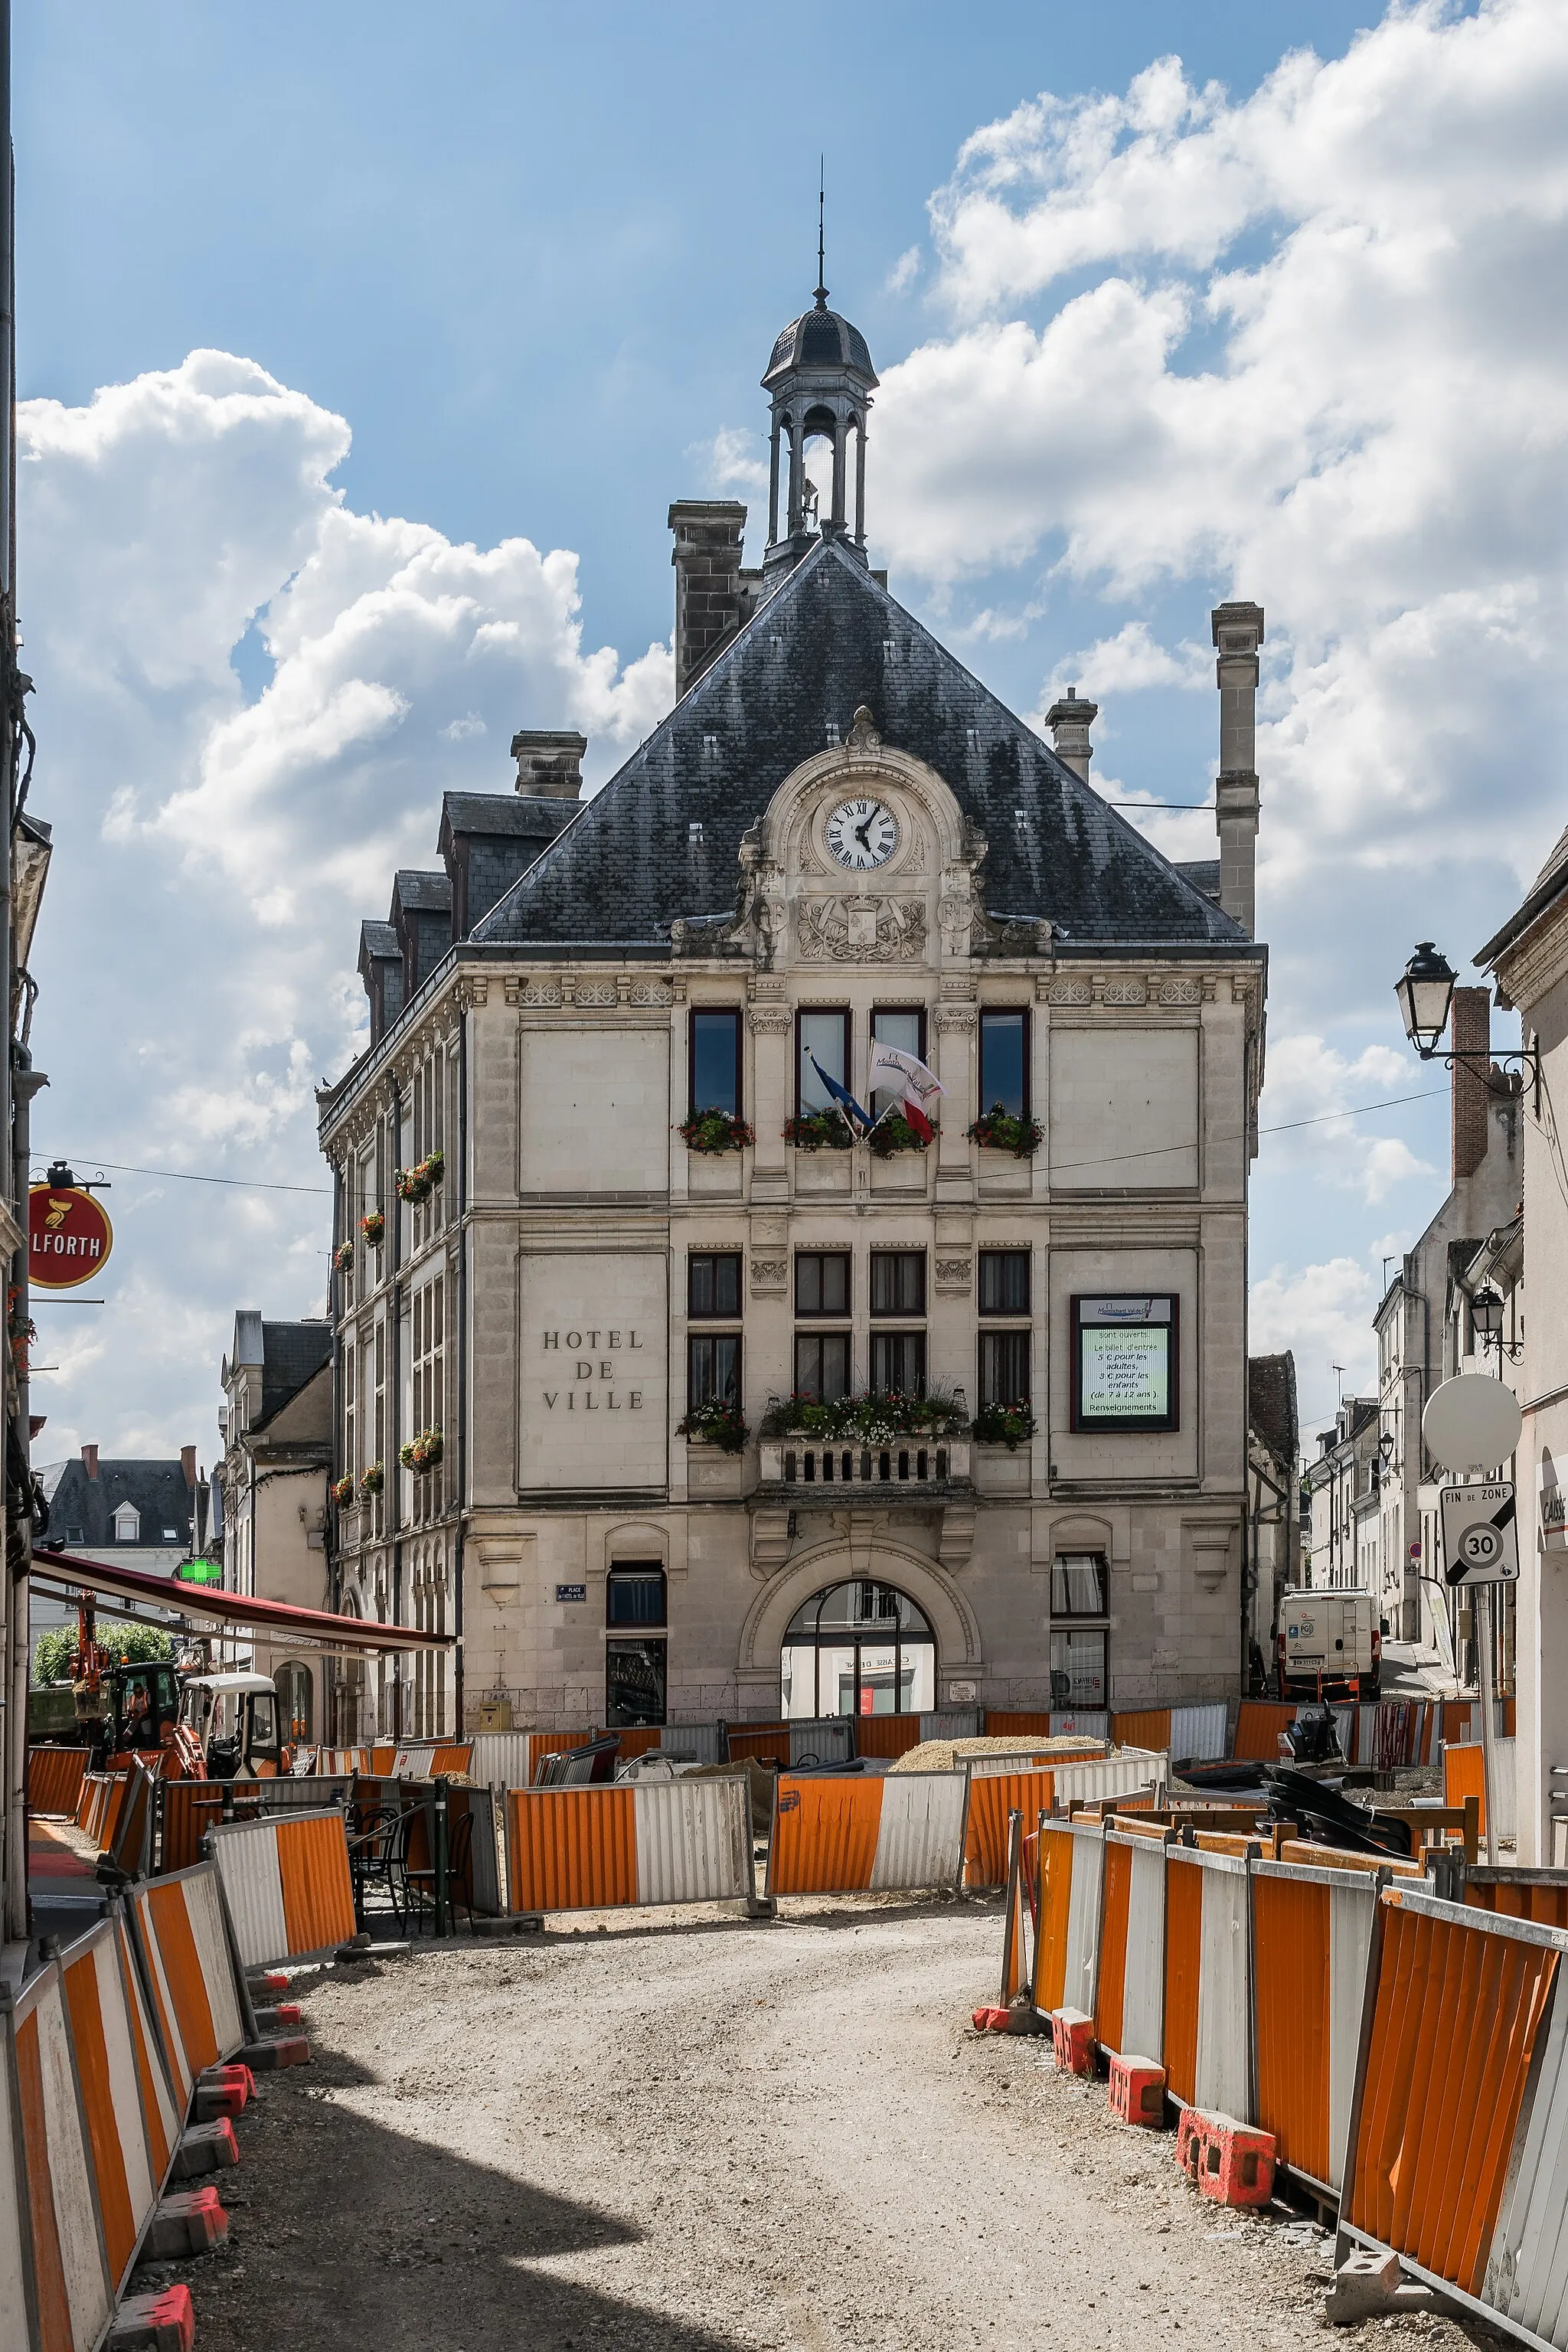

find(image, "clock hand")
[854,815,875,848]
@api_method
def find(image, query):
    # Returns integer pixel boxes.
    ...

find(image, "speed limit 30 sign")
[1439,1481,1520,1587]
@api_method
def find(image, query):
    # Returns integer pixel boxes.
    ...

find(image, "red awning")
[28,1547,449,1654]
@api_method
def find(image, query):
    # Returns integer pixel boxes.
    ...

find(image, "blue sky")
[12,0,1563,1460]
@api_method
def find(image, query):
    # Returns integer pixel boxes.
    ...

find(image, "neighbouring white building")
[315,279,1271,1743]
[215,1312,332,1744]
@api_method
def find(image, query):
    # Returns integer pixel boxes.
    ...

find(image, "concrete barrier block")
[1175,2104,1204,2180]
[108,2285,196,2351]
[246,1969,288,1994]
[1325,2252,1403,2324]
[172,2118,240,2176]
[1197,2113,1276,2206]
[1049,2007,1095,2076]
[194,2062,255,2119]
[1109,2053,1166,2127]
[252,2003,304,2031]
[241,2034,310,2071]
[143,2185,229,2258]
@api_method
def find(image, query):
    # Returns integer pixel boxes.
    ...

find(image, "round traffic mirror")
[1422,1373,1523,1472]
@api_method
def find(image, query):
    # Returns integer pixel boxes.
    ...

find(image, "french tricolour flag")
[866,1040,945,1142]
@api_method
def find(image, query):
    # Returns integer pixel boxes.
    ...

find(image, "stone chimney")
[1211,601,1265,936]
[510,730,585,800]
[1044,686,1097,780]
[181,1445,197,1490]
[81,1443,98,1480]
[1452,985,1492,1184]
[668,501,748,698]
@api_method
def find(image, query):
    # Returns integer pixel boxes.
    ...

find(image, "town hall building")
[316,279,1269,1742]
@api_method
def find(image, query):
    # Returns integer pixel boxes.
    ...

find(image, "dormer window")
[113,1503,140,1543]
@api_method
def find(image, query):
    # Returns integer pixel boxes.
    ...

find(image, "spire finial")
[815,159,828,310]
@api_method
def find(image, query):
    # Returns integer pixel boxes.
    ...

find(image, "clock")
[825,797,898,871]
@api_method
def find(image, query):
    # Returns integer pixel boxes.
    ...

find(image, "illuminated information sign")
[1072,1295,1178,1432]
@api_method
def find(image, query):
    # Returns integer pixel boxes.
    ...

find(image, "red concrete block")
[194,2062,254,2119]
[241,2034,310,2071]
[1049,2006,1095,2076]
[172,2117,240,2176]
[1175,2103,1204,2180]
[1197,2112,1276,2207]
[1108,2053,1167,2128]
[108,2285,195,2351]
[143,2185,229,2258]
[247,1969,288,1994]
[972,2005,1011,2033]
[252,2002,303,2031]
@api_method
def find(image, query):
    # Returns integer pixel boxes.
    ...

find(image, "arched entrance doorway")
[781,1579,936,1720]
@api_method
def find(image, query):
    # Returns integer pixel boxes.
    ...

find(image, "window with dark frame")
[689,1008,742,1119]
[795,1252,851,1315]
[1050,1553,1108,1616]
[688,1253,742,1318]
[606,1638,667,1727]
[978,1328,1031,1408]
[870,1329,926,1396]
[797,1008,851,1116]
[871,1006,926,1115]
[978,1249,1030,1315]
[869,1250,926,1316]
[687,1331,740,1410]
[978,1008,1028,1118]
[794,1331,851,1400]
[606,1565,668,1628]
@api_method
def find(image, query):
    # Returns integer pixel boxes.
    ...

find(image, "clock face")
[825,797,898,871]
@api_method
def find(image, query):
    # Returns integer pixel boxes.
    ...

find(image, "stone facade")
[315,290,1269,1743]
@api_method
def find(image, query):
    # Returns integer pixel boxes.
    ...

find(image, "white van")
[1276,1589,1382,1699]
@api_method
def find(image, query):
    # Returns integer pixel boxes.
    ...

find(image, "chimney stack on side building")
[1451,985,1493,1184]
[1044,687,1098,782]
[1211,601,1265,937]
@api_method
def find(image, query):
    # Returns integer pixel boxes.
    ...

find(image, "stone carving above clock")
[798,895,926,962]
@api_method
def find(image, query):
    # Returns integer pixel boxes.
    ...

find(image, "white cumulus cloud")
[19,351,674,1459]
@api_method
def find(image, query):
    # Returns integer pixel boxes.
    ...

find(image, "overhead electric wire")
[34,1153,329,1195]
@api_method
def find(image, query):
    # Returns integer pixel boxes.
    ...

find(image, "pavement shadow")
[181,2034,751,2352]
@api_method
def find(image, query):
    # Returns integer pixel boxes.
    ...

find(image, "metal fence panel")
[1169,1703,1228,1762]
[1063,1820,1105,2017]
[468,1733,534,1792]
[921,1709,982,1743]
[1055,1749,1168,1811]
[632,1776,752,1905]
[788,1719,854,1768]
[1196,1851,1251,2117]
[1122,1836,1167,2056]
[867,1774,968,1893]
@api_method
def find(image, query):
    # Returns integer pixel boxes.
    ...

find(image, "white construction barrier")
[767,1773,969,1898]
[1094,1823,1173,2062]
[207,1809,358,1969]
[507,1775,753,1913]
[126,1862,248,2088]
[1032,1816,1106,2019]
[1163,1842,1255,2119]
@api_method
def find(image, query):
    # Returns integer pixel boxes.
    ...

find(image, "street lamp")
[1395,943,1458,1058]
[1394,940,1540,1111]
[1470,1286,1522,1363]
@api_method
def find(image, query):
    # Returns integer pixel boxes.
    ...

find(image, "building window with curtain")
[688,1330,740,1410]
[978,1328,1031,1407]
[795,1330,851,1400]
[978,1249,1029,1315]
[870,1329,926,1396]
[870,1251,925,1315]
[688,1252,742,1318]
[795,1252,851,1315]
[797,1008,851,1116]
[606,1567,667,1726]
[978,1008,1028,1119]
[1050,1553,1109,1708]
[871,1006,925,1115]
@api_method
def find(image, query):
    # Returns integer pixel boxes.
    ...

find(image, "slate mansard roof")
[472,537,1252,956]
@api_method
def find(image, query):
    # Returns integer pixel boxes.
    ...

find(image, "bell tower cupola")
[762,192,877,575]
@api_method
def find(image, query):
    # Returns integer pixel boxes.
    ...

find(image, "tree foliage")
[31,1622,175,1685]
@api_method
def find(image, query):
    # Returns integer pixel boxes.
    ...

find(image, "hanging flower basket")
[868,1111,934,1158]
[332,1473,355,1507]
[679,1109,755,1155]
[360,1210,385,1246]
[397,1150,445,1206]
[399,1427,444,1475]
[782,1109,856,1152]
[972,1402,1037,1452]
[677,1400,750,1453]
[966,1103,1044,1159]
[760,1390,969,1443]
[358,1461,384,1499]
[334,1241,354,1274]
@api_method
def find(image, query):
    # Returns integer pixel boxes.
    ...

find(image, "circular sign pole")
[1422,1374,1523,1870]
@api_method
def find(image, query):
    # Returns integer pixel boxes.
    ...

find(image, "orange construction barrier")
[58,1913,181,2292]
[27,1746,89,1818]
[126,1863,249,2095]
[965,1769,1063,1888]
[9,1952,116,2349]
[768,1774,967,1899]
[1465,1868,1568,1930]
[507,1778,754,1913]
[524,1730,595,1785]
[1233,1701,1299,1761]
[1094,1821,1172,2064]
[1341,1886,1561,2321]
[1251,1853,1384,2194]
[1444,1740,1488,1836]
[207,1811,357,1969]
[1031,1817,1106,2019]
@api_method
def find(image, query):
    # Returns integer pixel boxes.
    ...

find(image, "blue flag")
[808,1053,872,1132]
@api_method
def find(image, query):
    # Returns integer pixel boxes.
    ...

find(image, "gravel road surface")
[172,1894,1497,2352]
